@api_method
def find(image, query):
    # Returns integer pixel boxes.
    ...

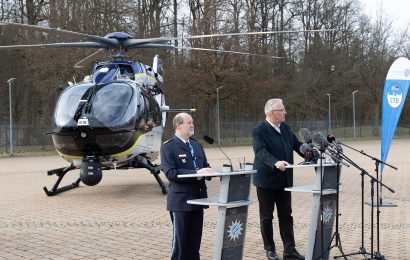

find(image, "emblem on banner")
[387,85,403,108]
[227,219,243,241]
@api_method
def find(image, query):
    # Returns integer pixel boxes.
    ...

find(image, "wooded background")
[1,0,410,149]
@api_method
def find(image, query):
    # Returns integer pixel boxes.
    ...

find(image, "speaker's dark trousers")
[256,187,296,253]
[170,209,204,260]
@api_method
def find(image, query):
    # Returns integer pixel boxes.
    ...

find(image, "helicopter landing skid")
[43,165,80,196]
[130,156,168,194]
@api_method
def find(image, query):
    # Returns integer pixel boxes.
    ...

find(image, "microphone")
[313,132,329,152]
[299,143,319,164]
[327,134,343,152]
[298,128,313,144]
[203,135,233,168]
[314,132,349,167]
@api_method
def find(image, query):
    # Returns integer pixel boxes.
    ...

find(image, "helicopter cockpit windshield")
[91,83,135,127]
[53,82,138,130]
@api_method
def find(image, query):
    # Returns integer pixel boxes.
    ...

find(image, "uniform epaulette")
[163,139,173,144]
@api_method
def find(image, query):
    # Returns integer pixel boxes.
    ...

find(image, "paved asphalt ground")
[0,139,409,259]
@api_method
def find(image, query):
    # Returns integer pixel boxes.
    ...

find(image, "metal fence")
[0,124,53,153]
[1,120,410,153]
[217,119,410,143]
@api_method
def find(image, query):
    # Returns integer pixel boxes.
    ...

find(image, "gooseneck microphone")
[203,135,233,167]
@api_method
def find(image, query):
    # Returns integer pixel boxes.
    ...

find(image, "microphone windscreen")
[203,135,215,145]
[298,128,312,143]
[313,132,329,150]
[327,134,336,143]
[299,143,310,154]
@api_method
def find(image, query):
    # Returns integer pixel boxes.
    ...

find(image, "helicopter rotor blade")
[122,28,336,47]
[129,43,283,58]
[73,49,105,68]
[0,22,119,47]
[126,43,174,49]
[122,38,170,48]
[178,28,336,40]
[0,42,106,50]
[175,46,283,58]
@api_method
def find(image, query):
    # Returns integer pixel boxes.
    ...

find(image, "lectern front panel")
[221,206,248,260]
[312,193,337,259]
[227,174,251,202]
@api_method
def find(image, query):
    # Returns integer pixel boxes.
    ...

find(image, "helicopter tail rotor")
[152,55,164,76]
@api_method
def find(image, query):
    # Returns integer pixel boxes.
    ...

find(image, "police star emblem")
[323,206,333,224]
[227,219,243,241]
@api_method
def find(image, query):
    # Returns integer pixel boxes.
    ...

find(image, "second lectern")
[285,159,342,260]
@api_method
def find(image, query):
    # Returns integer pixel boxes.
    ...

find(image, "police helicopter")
[0,22,333,196]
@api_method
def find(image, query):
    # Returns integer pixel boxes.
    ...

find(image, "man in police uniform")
[161,112,215,260]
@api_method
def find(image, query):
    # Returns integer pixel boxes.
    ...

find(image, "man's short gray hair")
[172,113,186,129]
[264,98,283,115]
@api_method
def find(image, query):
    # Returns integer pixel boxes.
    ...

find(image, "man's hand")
[196,167,216,180]
[274,161,289,171]
[197,167,216,174]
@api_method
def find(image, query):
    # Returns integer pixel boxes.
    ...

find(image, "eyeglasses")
[272,109,286,112]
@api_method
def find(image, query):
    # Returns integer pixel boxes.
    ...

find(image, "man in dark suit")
[252,98,305,260]
[161,112,215,260]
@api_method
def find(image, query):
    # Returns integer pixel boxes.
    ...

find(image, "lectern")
[285,159,341,260]
[178,167,256,260]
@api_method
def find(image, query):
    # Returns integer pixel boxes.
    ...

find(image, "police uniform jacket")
[161,135,210,212]
[252,121,303,190]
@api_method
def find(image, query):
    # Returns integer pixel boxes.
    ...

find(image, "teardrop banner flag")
[381,57,410,174]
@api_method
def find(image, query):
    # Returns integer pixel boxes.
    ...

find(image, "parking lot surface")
[0,139,409,259]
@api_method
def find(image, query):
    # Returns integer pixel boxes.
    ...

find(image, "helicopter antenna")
[74,49,105,68]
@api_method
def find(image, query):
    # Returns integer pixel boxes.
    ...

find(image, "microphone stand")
[333,150,395,260]
[315,149,347,260]
[314,151,325,260]
[325,154,347,260]
[337,142,397,259]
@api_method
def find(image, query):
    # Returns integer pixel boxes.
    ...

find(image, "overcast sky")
[361,0,410,30]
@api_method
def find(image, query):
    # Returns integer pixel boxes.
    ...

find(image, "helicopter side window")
[93,65,120,83]
[136,93,161,131]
